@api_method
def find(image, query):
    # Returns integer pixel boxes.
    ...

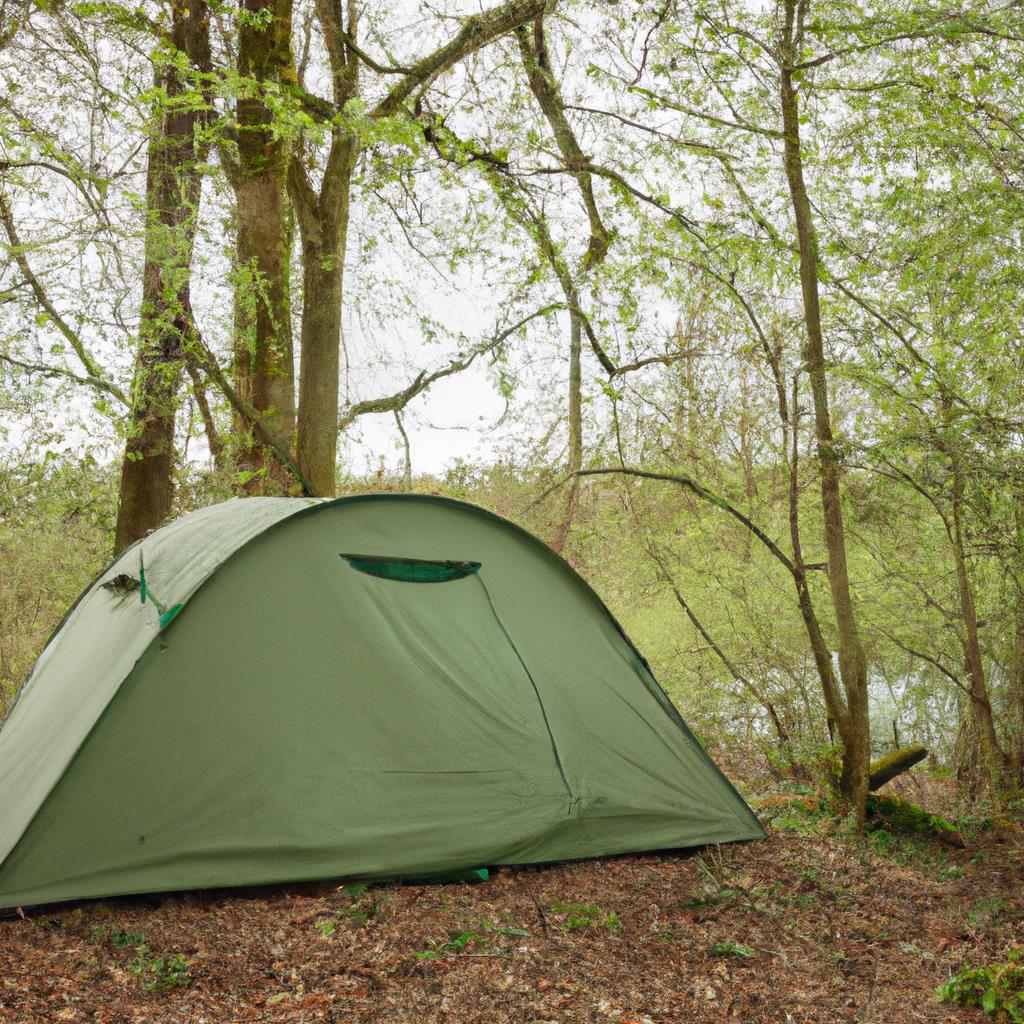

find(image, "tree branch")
[534,466,796,574]
[0,190,126,405]
[0,352,126,404]
[373,0,550,118]
[339,304,560,428]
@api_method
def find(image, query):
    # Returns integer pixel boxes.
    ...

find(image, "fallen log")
[868,744,928,791]
[866,794,966,848]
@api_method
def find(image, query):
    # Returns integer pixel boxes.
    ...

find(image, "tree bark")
[778,0,870,819]
[868,745,928,791]
[949,453,1007,786]
[233,0,296,488]
[113,0,211,553]
[290,0,359,497]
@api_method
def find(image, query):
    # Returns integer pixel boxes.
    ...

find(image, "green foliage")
[548,901,620,932]
[866,796,960,841]
[313,918,336,937]
[129,950,192,991]
[103,927,191,989]
[712,941,756,958]
[939,950,1024,1021]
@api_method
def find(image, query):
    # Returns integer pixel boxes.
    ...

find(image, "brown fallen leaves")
[0,822,1019,1023]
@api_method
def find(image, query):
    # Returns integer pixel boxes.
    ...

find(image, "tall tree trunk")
[113,0,211,554]
[1009,492,1024,780]
[233,0,296,488]
[949,454,1007,786]
[289,0,359,496]
[778,5,870,818]
[1010,597,1024,780]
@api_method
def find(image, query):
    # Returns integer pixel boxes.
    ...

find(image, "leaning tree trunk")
[233,0,296,489]
[517,19,609,554]
[778,12,870,819]
[113,0,211,554]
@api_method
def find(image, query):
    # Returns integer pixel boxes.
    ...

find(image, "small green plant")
[968,897,1014,928]
[112,930,146,948]
[677,887,742,910]
[128,947,192,991]
[412,929,491,960]
[314,918,336,937]
[444,929,484,951]
[938,949,1024,1020]
[549,901,620,932]
[712,941,756,958]
[345,896,387,926]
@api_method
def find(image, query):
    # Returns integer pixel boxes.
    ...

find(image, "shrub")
[938,949,1024,1021]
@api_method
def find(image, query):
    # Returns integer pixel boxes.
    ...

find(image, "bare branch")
[0,189,126,404]
[339,304,561,428]
[0,352,126,404]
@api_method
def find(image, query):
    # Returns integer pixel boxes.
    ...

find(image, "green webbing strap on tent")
[399,867,489,885]
[159,604,184,629]
[340,553,481,583]
[138,552,183,629]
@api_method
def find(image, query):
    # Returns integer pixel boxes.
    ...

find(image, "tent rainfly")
[0,495,764,908]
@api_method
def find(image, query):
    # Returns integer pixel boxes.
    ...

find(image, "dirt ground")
[0,804,1021,1024]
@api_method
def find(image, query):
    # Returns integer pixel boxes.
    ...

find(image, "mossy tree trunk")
[113,0,212,553]
[233,0,296,489]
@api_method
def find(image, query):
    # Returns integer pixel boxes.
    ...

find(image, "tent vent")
[340,553,481,583]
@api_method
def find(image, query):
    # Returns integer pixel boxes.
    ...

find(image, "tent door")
[338,554,575,809]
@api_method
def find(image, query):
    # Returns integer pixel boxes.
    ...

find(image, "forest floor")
[0,785,1021,1024]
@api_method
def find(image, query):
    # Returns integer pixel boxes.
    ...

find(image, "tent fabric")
[0,497,318,873]
[0,495,763,909]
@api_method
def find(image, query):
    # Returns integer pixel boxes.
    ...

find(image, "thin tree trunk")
[394,410,412,490]
[517,19,610,552]
[553,311,582,554]
[113,0,211,554]
[185,356,226,472]
[1009,493,1024,779]
[949,455,1007,786]
[778,4,870,818]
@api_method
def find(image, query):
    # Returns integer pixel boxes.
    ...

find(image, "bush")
[938,949,1024,1021]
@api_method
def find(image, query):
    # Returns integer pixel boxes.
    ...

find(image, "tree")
[114,0,213,552]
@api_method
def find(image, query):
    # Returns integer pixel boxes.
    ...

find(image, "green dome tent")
[0,495,763,909]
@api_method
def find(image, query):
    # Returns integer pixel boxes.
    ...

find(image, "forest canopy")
[1,0,1023,821]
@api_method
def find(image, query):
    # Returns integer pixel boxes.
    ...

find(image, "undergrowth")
[939,949,1024,1021]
